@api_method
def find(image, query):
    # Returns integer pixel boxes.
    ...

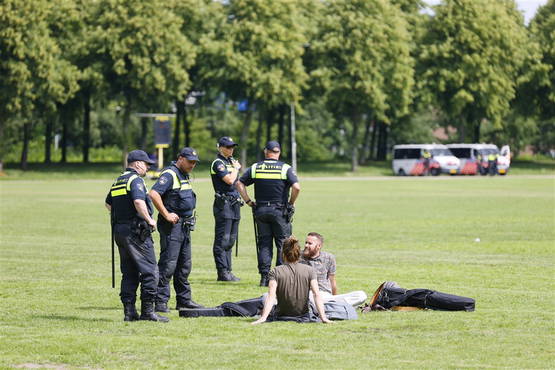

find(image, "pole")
[290,103,297,173]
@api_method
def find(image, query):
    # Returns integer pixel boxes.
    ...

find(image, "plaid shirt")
[300,251,336,293]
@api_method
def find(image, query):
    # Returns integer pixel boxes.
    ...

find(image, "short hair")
[307,232,324,246]
[282,236,301,263]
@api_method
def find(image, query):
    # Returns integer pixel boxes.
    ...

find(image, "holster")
[182,215,196,231]
[284,204,295,223]
[133,218,151,242]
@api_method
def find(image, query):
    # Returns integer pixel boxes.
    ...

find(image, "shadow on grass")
[37,314,112,322]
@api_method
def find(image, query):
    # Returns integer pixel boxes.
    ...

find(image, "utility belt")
[256,201,295,223]
[215,192,244,206]
[256,201,284,208]
[114,217,153,242]
[178,214,196,231]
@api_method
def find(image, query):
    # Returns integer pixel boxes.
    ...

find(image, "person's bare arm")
[149,190,179,224]
[311,279,332,323]
[288,182,300,205]
[328,273,337,295]
[133,199,156,229]
[252,280,277,325]
[236,181,255,207]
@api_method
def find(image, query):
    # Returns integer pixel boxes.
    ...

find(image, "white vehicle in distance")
[446,144,511,175]
[392,144,460,176]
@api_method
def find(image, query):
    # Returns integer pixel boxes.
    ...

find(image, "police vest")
[488,153,497,161]
[210,157,238,195]
[250,160,292,203]
[160,167,196,217]
[109,171,152,222]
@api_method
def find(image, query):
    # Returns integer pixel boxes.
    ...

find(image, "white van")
[446,144,510,175]
[392,144,460,176]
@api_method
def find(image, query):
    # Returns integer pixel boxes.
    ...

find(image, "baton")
[110,211,115,289]
[252,207,259,261]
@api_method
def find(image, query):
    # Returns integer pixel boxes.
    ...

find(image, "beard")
[303,247,317,259]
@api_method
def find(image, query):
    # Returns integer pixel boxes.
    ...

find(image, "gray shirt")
[300,251,336,294]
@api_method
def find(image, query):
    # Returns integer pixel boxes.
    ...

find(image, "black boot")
[140,301,169,322]
[217,269,240,282]
[123,302,140,322]
[176,300,205,310]
[155,301,170,313]
[259,273,269,287]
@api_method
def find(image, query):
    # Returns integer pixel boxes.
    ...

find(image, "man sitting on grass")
[301,232,367,307]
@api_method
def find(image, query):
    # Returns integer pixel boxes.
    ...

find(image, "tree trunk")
[359,117,373,165]
[45,117,53,164]
[350,113,360,172]
[61,116,68,163]
[278,104,285,153]
[21,122,31,170]
[184,103,190,147]
[174,99,183,156]
[122,97,132,169]
[473,121,481,143]
[256,109,265,161]
[369,120,378,160]
[140,117,148,150]
[82,92,91,162]
[0,118,5,173]
[377,122,388,161]
[239,108,253,169]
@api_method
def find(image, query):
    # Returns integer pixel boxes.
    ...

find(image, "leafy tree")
[309,0,414,170]
[0,0,79,170]
[205,0,309,167]
[89,0,195,166]
[419,0,529,142]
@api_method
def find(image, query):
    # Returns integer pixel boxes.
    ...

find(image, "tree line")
[1,0,553,171]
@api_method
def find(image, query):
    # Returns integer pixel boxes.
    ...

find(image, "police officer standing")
[149,147,204,313]
[236,141,300,286]
[211,137,243,282]
[105,150,169,322]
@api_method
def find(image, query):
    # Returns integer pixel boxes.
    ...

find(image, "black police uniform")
[239,159,298,280]
[105,169,158,312]
[211,154,242,280]
[151,162,197,308]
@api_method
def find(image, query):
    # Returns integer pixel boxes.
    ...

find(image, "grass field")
[1,172,554,368]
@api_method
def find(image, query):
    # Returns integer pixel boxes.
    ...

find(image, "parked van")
[392,144,460,176]
[446,144,510,175]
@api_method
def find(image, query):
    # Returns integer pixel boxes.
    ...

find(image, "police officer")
[488,152,498,175]
[422,149,432,175]
[236,140,301,286]
[149,147,204,313]
[211,136,243,282]
[105,150,169,322]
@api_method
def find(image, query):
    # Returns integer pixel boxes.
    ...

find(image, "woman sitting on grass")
[252,236,332,324]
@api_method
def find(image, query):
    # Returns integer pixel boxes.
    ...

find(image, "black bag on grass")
[179,296,264,318]
[369,281,475,312]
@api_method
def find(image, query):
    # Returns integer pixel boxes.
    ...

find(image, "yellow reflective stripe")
[180,183,192,190]
[161,169,180,189]
[281,164,290,179]
[251,163,258,178]
[126,175,138,191]
[210,159,219,175]
[111,188,127,197]
[253,173,284,179]
[111,183,126,190]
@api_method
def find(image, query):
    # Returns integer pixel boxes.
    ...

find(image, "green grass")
[1,175,554,368]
